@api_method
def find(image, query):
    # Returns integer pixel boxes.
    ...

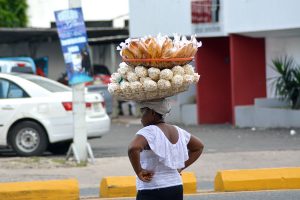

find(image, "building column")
[195,37,232,124]
[229,34,266,124]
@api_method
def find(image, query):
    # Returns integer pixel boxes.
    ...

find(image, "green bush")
[0,0,28,27]
[270,56,300,109]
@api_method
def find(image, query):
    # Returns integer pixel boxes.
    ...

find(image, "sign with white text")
[55,7,93,85]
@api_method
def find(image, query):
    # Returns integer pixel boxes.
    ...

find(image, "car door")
[0,78,29,141]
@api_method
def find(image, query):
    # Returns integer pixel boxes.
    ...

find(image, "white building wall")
[224,0,300,33]
[129,0,191,37]
[129,0,300,37]
[27,0,68,27]
[27,0,129,28]
[265,36,300,98]
[129,0,300,102]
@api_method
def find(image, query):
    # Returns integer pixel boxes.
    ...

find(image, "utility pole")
[66,0,94,164]
[69,0,81,8]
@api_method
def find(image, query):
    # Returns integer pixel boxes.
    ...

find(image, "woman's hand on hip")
[138,169,154,182]
[177,168,183,175]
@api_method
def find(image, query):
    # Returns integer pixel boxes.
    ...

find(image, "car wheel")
[48,141,71,155]
[9,121,48,156]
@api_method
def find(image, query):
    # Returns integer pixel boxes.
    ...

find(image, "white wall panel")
[224,0,300,33]
[129,0,191,37]
[27,0,129,28]
[265,36,300,97]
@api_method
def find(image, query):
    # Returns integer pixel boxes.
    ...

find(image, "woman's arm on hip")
[182,135,204,171]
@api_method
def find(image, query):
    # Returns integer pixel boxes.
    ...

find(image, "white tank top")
[136,125,191,190]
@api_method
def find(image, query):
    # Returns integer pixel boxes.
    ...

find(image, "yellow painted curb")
[0,179,79,200]
[215,167,300,192]
[100,176,136,198]
[182,171,197,194]
[100,172,197,198]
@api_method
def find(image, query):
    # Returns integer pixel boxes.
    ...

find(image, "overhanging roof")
[0,27,129,45]
[238,27,300,38]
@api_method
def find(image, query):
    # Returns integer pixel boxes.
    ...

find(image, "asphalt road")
[85,120,300,199]
[186,190,300,200]
[1,119,300,199]
[1,119,299,157]
[83,190,300,200]
[89,122,300,158]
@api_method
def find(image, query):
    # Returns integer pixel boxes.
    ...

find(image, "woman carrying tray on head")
[128,98,204,200]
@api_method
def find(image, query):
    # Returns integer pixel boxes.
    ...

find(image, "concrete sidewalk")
[0,150,299,198]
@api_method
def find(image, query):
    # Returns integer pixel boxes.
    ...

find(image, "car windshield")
[22,76,71,92]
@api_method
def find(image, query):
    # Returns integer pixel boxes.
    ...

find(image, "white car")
[0,73,110,156]
[0,57,36,74]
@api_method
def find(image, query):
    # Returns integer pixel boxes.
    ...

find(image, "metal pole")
[72,84,87,162]
[69,0,81,8]
[110,43,119,118]
[69,0,88,162]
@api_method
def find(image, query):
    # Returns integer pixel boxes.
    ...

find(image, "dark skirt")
[136,185,183,200]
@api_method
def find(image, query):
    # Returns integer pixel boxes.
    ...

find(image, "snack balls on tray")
[108,62,200,101]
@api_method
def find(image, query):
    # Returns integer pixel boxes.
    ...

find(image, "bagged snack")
[120,81,131,93]
[118,62,134,78]
[148,67,161,81]
[183,64,194,75]
[143,79,158,92]
[130,81,143,93]
[127,72,139,82]
[193,73,201,84]
[171,75,184,88]
[157,79,172,90]
[172,65,185,76]
[183,74,194,85]
[117,34,202,68]
[110,72,122,83]
[108,83,121,95]
[135,65,148,78]
[160,69,173,80]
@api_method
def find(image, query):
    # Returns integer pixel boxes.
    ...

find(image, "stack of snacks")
[108,34,201,102]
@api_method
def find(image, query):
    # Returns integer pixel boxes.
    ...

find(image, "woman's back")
[127,99,204,200]
[136,125,190,190]
[155,123,179,144]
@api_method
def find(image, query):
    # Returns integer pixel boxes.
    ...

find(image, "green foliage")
[0,0,28,27]
[270,56,300,109]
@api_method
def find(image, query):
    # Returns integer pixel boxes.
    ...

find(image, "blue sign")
[54,8,93,85]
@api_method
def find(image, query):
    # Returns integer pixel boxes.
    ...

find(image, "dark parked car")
[92,64,111,85]
[87,84,113,114]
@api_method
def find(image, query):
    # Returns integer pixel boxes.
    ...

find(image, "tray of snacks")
[117,34,202,68]
[108,62,200,101]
